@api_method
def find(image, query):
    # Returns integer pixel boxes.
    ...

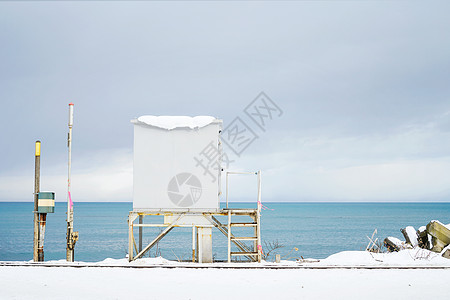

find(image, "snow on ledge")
[133,115,217,130]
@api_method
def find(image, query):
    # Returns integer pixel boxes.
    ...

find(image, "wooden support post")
[256,210,262,262]
[257,171,262,263]
[138,215,143,253]
[253,214,258,254]
[227,210,231,263]
[38,213,46,261]
[197,227,212,263]
[192,226,196,262]
[128,213,137,262]
[33,141,40,262]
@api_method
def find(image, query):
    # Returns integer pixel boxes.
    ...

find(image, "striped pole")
[66,103,75,261]
[33,141,41,262]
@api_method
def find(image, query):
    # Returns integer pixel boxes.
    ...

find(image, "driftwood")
[366,229,381,253]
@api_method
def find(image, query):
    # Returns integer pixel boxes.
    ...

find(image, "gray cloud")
[1,1,449,201]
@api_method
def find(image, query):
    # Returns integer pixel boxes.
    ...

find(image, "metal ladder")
[218,170,263,262]
[207,209,261,262]
[227,209,261,262]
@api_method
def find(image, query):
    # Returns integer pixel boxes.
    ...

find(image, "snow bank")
[318,249,450,267]
[135,115,216,130]
[4,248,448,268]
[96,256,175,266]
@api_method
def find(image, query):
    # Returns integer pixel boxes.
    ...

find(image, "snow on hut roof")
[132,115,217,130]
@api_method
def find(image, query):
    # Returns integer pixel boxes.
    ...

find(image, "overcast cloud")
[0,1,449,202]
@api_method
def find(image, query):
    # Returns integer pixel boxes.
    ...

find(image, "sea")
[1,202,449,262]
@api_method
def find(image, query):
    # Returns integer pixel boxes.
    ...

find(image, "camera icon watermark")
[167,173,202,207]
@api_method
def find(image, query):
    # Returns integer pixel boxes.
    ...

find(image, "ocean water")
[0,202,449,262]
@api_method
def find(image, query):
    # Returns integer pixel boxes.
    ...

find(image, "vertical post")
[192,225,196,262]
[253,214,258,254]
[226,172,229,209]
[256,170,262,262]
[66,103,75,262]
[33,141,41,262]
[138,215,143,253]
[38,213,46,261]
[257,171,261,211]
[197,227,212,263]
[227,210,231,263]
[128,213,136,262]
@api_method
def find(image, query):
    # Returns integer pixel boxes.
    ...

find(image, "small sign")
[38,192,55,213]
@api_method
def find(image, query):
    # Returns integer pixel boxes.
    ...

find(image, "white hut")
[132,116,222,211]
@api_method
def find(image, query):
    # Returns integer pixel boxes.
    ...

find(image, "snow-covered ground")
[1,250,449,299]
[317,248,450,267]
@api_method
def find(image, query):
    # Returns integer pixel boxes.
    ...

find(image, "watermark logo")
[221,117,259,157]
[244,92,283,131]
[194,91,282,182]
[193,141,221,182]
[167,173,202,207]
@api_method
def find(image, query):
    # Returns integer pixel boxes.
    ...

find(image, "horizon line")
[1,201,450,204]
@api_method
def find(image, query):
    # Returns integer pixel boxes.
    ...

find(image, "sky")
[0,1,449,202]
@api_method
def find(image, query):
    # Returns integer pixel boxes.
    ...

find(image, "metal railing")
[225,170,262,210]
